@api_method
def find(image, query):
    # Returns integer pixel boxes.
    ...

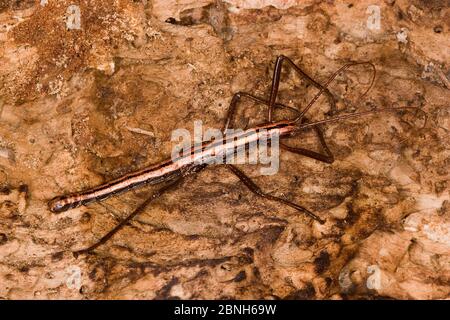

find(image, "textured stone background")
[0,0,449,299]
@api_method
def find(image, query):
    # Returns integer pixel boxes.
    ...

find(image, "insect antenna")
[294,106,428,132]
[294,61,376,123]
[289,60,427,131]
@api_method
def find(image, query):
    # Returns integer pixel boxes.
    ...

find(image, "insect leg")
[281,116,334,164]
[223,92,334,163]
[226,164,325,224]
[73,176,183,257]
[222,91,291,132]
[268,55,336,122]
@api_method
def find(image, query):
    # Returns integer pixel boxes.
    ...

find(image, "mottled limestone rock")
[0,0,448,299]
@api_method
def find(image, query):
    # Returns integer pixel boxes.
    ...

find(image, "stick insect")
[48,55,425,256]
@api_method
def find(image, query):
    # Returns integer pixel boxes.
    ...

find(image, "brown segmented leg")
[223,91,335,164]
[222,91,293,132]
[267,55,336,122]
[226,164,325,224]
[281,116,335,164]
[73,176,184,257]
[275,60,377,163]
[223,56,337,164]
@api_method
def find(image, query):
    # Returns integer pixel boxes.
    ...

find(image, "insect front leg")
[267,55,337,122]
[281,116,335,164]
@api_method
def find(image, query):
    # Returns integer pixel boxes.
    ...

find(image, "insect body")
[48,55,424,256]
[48,121,296,213]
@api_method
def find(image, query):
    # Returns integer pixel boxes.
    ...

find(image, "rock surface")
[0,0,449,299]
